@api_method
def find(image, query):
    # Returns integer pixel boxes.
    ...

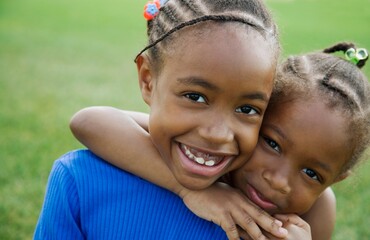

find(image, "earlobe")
[136,54,154,106]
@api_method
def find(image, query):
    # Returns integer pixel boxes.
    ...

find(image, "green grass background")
[1,0,369,239]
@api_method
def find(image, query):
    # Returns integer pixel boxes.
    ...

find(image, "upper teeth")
[184,145,217,166]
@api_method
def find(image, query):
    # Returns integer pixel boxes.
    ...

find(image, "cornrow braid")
[179,0,206,15]
[320,74,362,112]
[321,60,340,82]
[160,5,183,26]
[135,14,264,62]
[137,0,279,66]
[320,42,368,112]
[273,42,370,173]
[285,55,310,80]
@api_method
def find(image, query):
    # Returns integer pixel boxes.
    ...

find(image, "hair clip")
[345,47,368,65]
[144,0,161,20]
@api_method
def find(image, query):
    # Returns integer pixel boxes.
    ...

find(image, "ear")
[136,54,154,106]
[334,170,351,184]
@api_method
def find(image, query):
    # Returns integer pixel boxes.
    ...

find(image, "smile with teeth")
[181,144,224,167]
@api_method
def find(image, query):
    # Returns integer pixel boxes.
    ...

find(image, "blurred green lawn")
[1,0,369,239]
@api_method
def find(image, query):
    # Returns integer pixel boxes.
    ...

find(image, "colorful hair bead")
[345,47,368,65]
[144,0,161,21]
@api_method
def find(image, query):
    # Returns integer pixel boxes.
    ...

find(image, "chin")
[176,175,213,191]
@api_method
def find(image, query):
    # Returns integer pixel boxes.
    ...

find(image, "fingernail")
[279,227,288,235]
[274,219,283,227]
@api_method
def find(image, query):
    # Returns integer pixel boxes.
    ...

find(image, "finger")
[220,213,241,240]
[275,214,310,229]
[274,214,299,224]
[239,203,287,238]
[237,226,253,240]
[234,210,267,240]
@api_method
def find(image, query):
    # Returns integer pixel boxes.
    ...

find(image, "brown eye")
[263,136,280,153]
[236,105,258,115]
[184,93,206,103]
[302,168,320,182]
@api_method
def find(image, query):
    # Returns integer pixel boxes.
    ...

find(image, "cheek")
[288,192,320,215]
[230,145,266,188]
[148,106,192,145]
[284,177,326,214]
[230,170,248,192]
[238,125,262,158]
[247,142,268,166]
[230,161,256,192]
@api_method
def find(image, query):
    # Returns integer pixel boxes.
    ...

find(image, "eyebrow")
[309,159,332,174]
[264,123,290,143]
[177,76,269,102]
[177,77,219,91]
[241,92,269,103]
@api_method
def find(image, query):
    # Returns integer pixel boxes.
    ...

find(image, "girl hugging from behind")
[71,42,370,240]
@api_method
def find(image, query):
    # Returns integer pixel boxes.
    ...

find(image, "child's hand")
[266,214,311,240]
[179,182,288,240]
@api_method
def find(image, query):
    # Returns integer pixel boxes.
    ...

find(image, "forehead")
[165,21,275,62]
[159,23,276,92]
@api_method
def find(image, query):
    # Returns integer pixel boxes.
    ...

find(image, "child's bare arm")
[70,106,181,193]
[70,106,287,240]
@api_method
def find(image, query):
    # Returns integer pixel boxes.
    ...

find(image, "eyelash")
[184,93,259,115]
[184,93,207,103]
[302,168,322,183]
[263,136,281,153]
[235,105,259,115]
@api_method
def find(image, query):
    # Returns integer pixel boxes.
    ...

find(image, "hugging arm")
[70,106,287,240]
[70,107,175,192]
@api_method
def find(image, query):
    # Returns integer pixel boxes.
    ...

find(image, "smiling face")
[137,23,276,190]
[230,96,351,215]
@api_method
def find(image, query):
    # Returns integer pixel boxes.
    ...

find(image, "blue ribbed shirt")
[34,149,227,239]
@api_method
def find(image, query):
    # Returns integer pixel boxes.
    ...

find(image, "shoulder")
[53,149,175,195]
[54,149,129,176]
[56,149,102,167]
[302,187,336,240]
[53,149,145,183]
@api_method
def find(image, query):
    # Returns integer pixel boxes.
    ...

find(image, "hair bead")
[144,0,161,21]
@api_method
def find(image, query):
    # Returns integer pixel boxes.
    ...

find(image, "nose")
[198,115,234,144]
[262,166,291,194]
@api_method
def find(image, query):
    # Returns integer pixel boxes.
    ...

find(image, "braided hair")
[136,0,279,71]
[271,42,370,173]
